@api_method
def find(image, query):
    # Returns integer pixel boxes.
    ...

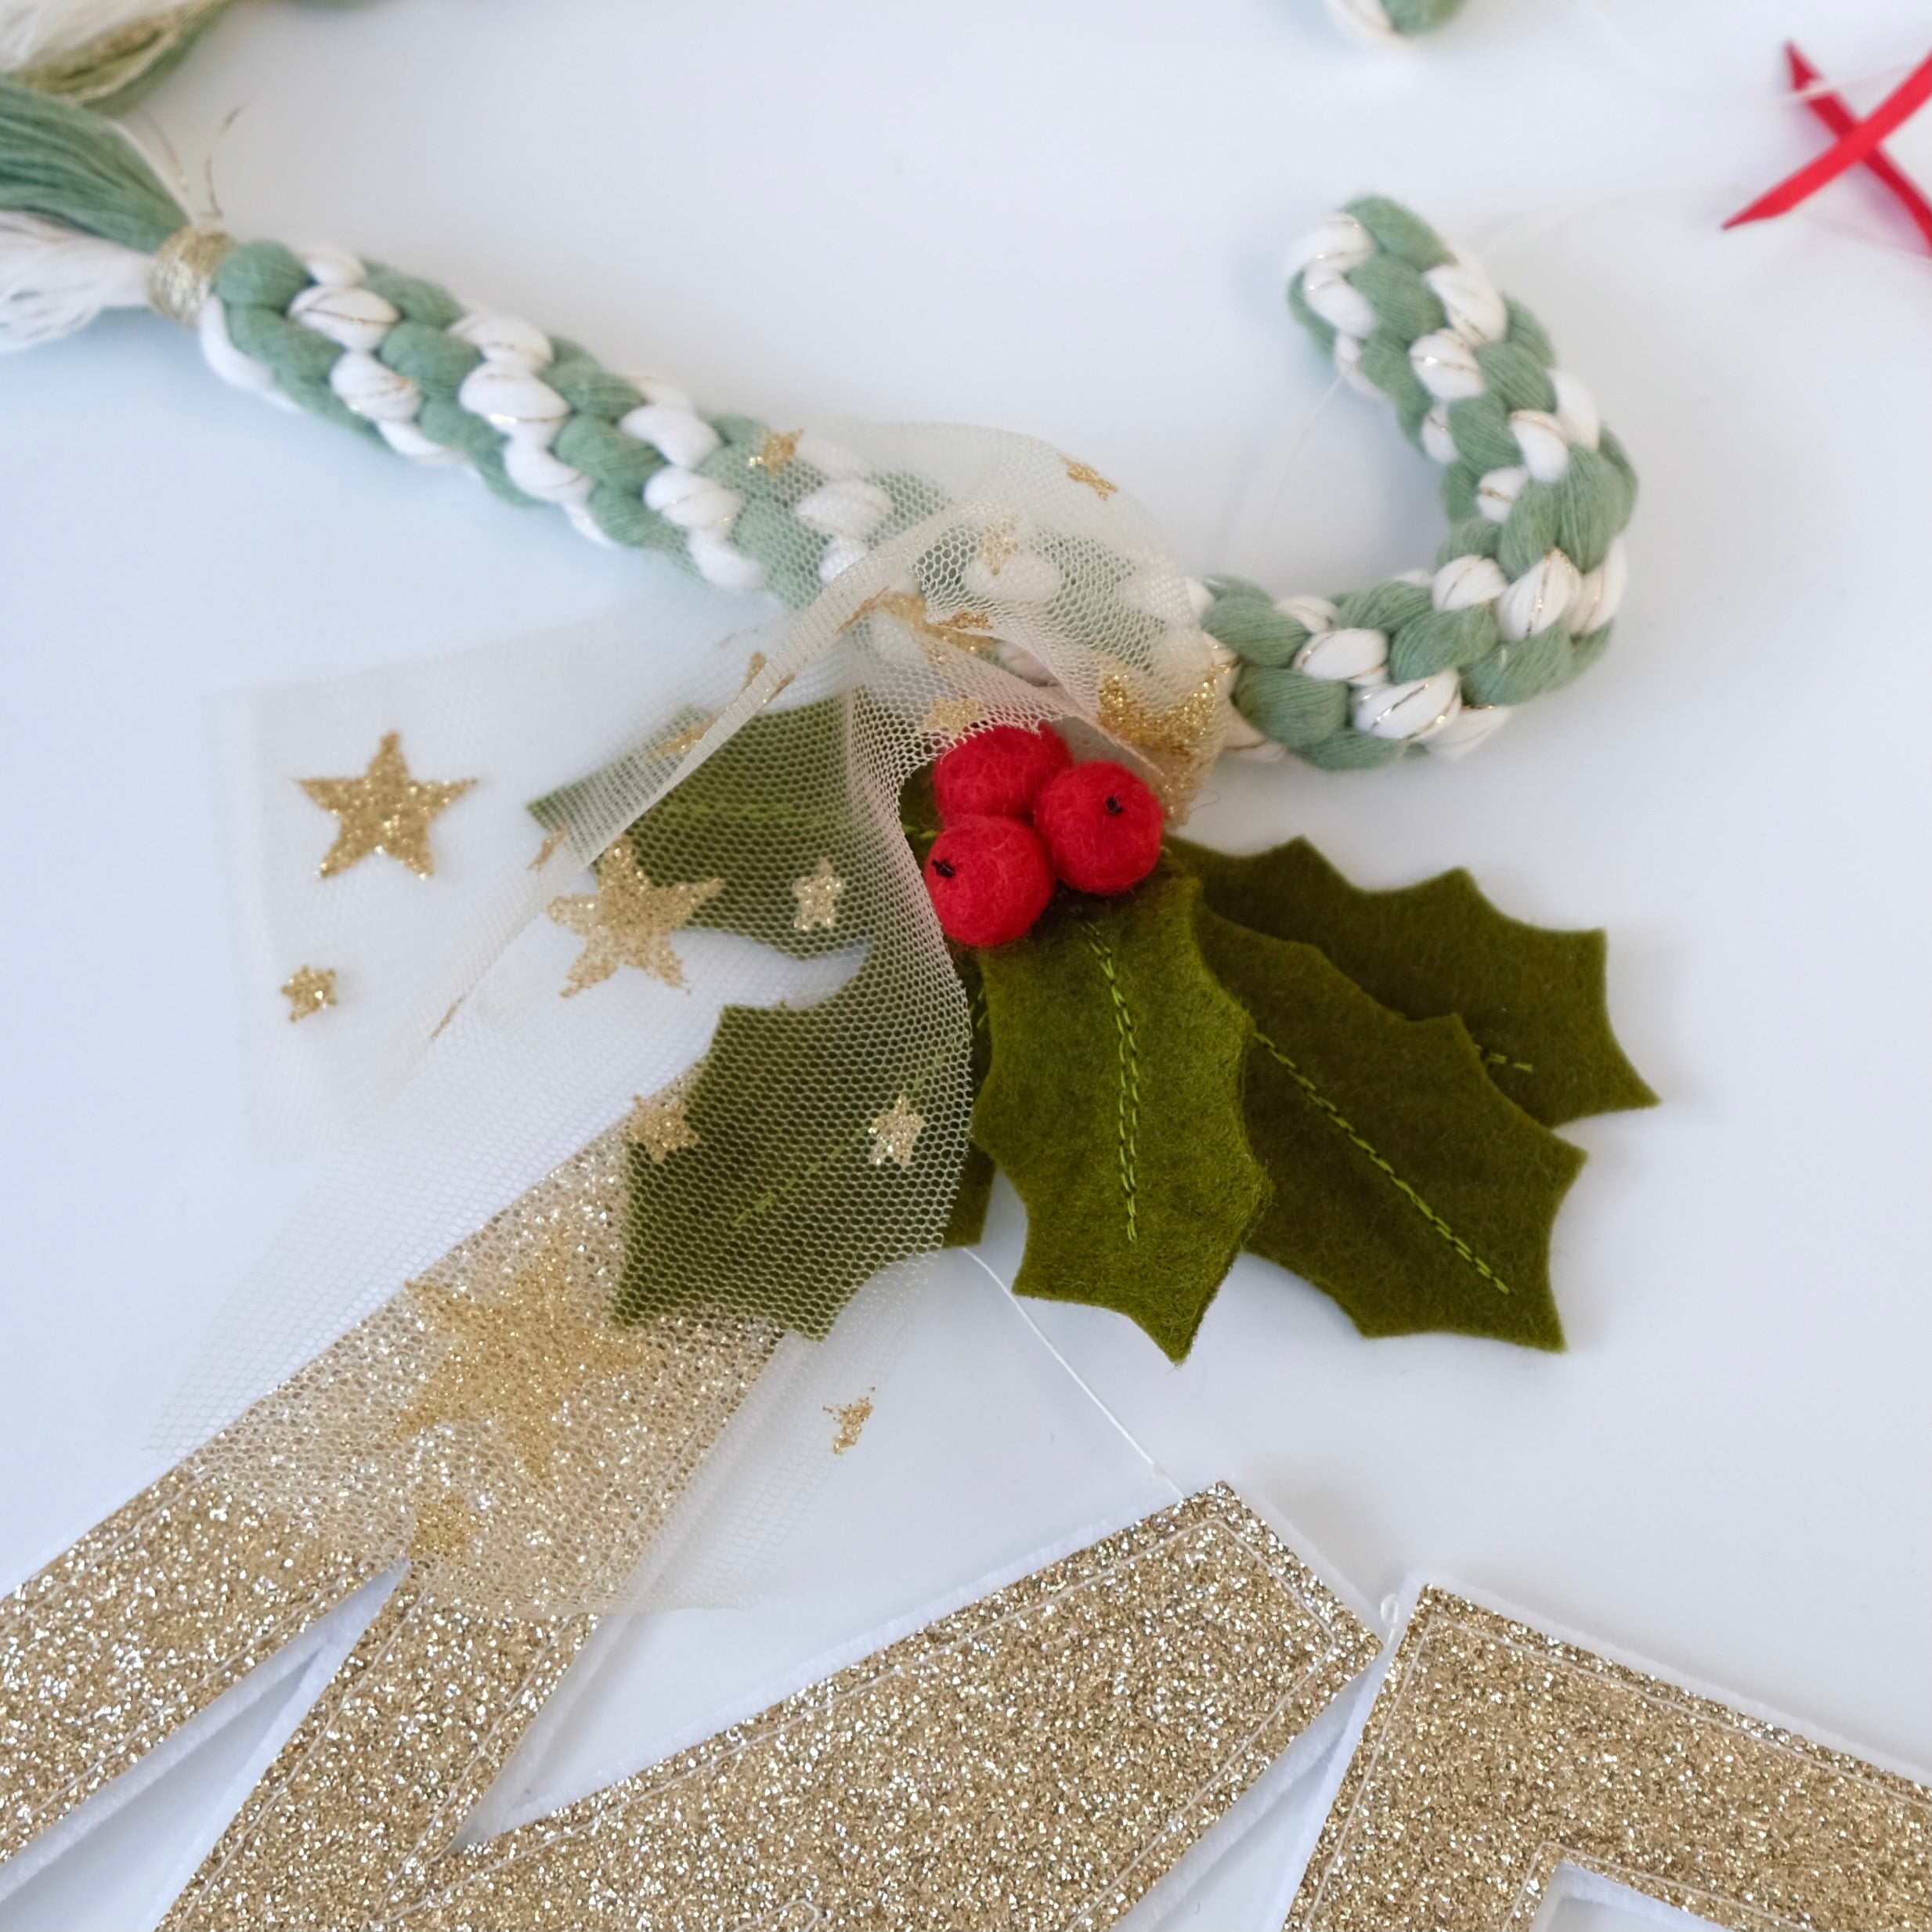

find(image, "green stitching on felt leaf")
[1168,836,1654,1128]
[973,872,1268,1363]
[1195,911,1577,1350]
[1082,916,1146,1244]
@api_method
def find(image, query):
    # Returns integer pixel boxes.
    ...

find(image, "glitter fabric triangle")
[383,1486,1378,1931]
[1284,1584,1931,1931]
[0,1130,777,1923]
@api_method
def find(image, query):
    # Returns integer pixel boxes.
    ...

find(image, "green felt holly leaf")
[538,703,991,1324]
[1195,908,1581,1349]
[620,955,970,1337]
[536,697,867,964]
[974,872,1269,1361]
[1169,836,1653,1128]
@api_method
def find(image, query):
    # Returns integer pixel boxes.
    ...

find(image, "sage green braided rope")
[1327,0,1469,38]
[200,235,963,609]
[215,242,810,604]
[1382,0,1465,27]
[0,80,1633,769]
[1203,196,1637,768]
[207,220,1635,767]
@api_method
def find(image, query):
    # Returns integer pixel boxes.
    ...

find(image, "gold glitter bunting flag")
[161,1584,591,1931]
[1285,1585,1931,1932]
[0,1104,1377,1929]
[379,1485,1378,1931]
[0,1129,777,1916]
[0,1461,385,1872]
[5,1471,1376,1928]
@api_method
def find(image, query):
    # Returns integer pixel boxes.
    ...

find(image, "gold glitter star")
[298,731,476,879]
[625,1073,702,1165]
[547,843,723,996]
[751,428,801,474]
[922,695,985,740]
[280,965,338,1021]
[824,1394,874,1454]
[1097,669,1225,810]
[791,857,846,933]
[652,714,716,759]
[529,825,571,871]
[978,518,1021,570]
[1064,457,1118,499]
[741,649,794,700]
[847,590,999,659]
[867,1095,924,1168]
[394,1243,659,1482]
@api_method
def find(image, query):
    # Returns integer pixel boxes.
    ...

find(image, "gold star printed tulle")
[1097,668,1227,808]
[298,731,476,878]
[1064,457,1118,499]
[825,1394,873,1454]
[867,1095,924,1168]
[922,695,985,739]
[623,1074,702,1165]
[545,844,722,995]
[280,965,338,1020]
[751,427,801,473]
[790,856,846,932]
[847,590,999,659]
[394,1243,663,1482]
[406,1493,484,1565]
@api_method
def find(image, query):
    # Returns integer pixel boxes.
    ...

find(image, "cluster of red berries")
[921,725,1165,947]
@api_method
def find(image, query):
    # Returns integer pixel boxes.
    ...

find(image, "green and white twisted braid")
[1211,197,1636,767]
[0,0,1463,125]
[0,80,1631,770]
[1324,0,1468,41]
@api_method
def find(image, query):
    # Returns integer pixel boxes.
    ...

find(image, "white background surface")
[1,0,1929,1925]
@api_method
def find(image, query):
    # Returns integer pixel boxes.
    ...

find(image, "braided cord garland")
[0,79,1633,770]
[1324,0,1468,42]
[197,207,1631,770]
[200,237,939,610]
[1207,195,1636,769]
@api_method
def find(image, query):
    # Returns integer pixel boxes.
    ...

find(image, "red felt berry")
[923,815,1056,948]
[1034,760,1165,895]
[932,724,1071,823]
